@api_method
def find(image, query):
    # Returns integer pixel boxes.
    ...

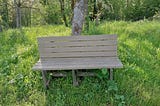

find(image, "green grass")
[0,21,160,106]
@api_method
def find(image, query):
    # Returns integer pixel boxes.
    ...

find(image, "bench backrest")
[38,35,117,60]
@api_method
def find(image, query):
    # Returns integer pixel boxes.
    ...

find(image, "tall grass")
[0,21,160,105]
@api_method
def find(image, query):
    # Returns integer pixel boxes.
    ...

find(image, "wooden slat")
[39,58,120,65]
[32,35,123,71]
[40,57,118,61]
[34,57,121,63]
[39,46,117,53]
[77,72,95,76]
[52,71,95,77]
[52,72,67,77]
[38,40,117,48]
[32,58,123,70]
[40,51,117,58]
[38,34,117,42]
[40,57,118,62]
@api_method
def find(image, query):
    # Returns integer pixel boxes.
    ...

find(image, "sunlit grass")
[0,21,160,105]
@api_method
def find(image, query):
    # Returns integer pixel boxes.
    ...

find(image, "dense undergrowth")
[0,21,160,106]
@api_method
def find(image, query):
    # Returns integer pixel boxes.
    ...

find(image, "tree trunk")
[84,0,89,31]
[2,0,9,27]
[126,0,128,7]
[14,0,21,28]
[59,0,68,27]
[29,7,32,27]
[0,25,2,32]
[71,0,75,25]
[93,0,97,15]
[72,0,88,36]
[16,6,21,28]
[71,0,75,10]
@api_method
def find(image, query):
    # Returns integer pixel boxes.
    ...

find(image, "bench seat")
[33,57,123,70]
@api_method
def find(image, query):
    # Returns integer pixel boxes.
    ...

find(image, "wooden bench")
[32,35,123,88]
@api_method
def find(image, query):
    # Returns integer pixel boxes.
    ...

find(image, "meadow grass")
[0,21,160,106]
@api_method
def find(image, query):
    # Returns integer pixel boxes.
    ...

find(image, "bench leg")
[41,70,49,89]
[108,68,113,80]
[72,70,79,86]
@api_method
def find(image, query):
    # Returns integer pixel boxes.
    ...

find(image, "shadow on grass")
[116,31,160,105]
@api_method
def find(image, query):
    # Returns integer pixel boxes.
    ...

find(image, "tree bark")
[84,0,89,31]
[0,25,2,32]
[93,0,97,15]
[29,7,32,26]
[71,0,75,11]
[72,0,88,36]
[59,0,68,27]
[14,0,21,28]
[2,0,9,26]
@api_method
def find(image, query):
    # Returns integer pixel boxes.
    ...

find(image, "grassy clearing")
[0,21,160,106]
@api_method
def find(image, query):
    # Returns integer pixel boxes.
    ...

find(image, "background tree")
[0,16,2,32]
[0,0,9,29]
[72,0,88,35]
[14,0,22,28]
[13,0,36,28]
[59,0,68,27]
[0,0,160,29]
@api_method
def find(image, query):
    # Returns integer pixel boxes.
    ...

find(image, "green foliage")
[42,0,72,26]
[153,11,160,21]
[0,25,70,105]
[91,0,160,21]
[0,21,160,105]
[97,69,125,106]
[44,1,62,24]
[96,68,108,80]
[1,0,160,29]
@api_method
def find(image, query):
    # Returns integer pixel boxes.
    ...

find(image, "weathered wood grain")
[32,35,123,87]
[38,34,117,42]
[32,57,123,70]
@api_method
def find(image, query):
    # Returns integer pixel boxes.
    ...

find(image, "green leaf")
[101,68,107,75]
[107,80,118,91]
[118,103,123,106]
